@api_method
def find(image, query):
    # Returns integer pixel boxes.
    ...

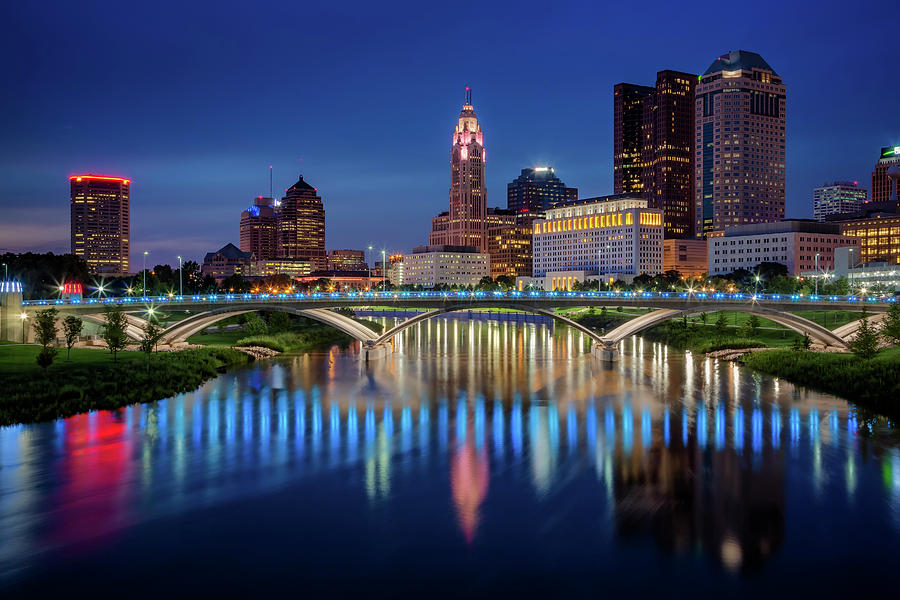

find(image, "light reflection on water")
[1,316,899,593]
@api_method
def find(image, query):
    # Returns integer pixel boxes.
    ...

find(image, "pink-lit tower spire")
[448,86,487,251]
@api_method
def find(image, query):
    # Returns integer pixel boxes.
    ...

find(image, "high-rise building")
[872,146,900,203]
[614,83,654,196]
[813,181,867,221]
[279,175,326,270]
[488,213,541,279]
[506,167,577,214]
[447,88,487,251]
[695,50,785,236]
[69,174,130,276]
[328,249,367,271]
[240,196,279,260]
[641,70,697,238]
[403,245,489,288]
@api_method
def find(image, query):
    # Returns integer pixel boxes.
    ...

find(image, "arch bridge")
[5,290,895,361]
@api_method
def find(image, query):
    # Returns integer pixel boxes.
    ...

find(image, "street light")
[177,255,183,297]
[381,249,386,290]
[367,245,373,291]
[143,251,149,296]
[2,263,7,280]
[754,274,761,296]
[814,253,820,295]
[19,312,27,343]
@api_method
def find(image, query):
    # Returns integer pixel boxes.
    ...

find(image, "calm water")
[1,317,899,596]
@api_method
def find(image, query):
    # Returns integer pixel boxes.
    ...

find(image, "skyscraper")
[641,70,697,238]
[240,196,279,260]
[872,146,900,203]
[507,167,577,214]
[69,174,130,276]
[694,50,785,236]
[813,181,867,221]
[613,83,654,196]
[447,87,487,251]
[279,175,326,270]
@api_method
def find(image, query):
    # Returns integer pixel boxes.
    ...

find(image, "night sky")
[1,0,897,268]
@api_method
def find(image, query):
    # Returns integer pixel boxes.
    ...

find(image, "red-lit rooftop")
[70,174,131,184]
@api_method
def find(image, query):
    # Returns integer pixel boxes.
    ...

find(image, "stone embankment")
[232,346,281,359]
[706,345,849,361]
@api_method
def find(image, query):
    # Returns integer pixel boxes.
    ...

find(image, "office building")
[830,247,900,292]
[838,214,900,265]
[69,174,130,276]
[240,196,279,260]
[251,259,313,278]
[488,213,541,278]
[813,181,867,221]
[695,50,786,236]
[328,249,367,271]
[438,88,487,251]
[201,243,254,279]
[708,221,856,276]
[531,195,664,282]
[279,175,326,270]
[507,167,577,214]
[429,211,450,246]
[387,254,404,286]
[614,83,654,196]
[663,238,708,277]
[403,245,489,288]
[873,146,900,203]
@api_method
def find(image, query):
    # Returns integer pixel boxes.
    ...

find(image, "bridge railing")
[20,289,899,308]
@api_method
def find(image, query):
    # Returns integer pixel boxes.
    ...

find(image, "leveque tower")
[447,87,488,251]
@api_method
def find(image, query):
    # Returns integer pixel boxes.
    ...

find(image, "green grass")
[0,346,252,426]
[0,343,149,376]
[187,330,247,346]
[744,347,900,415]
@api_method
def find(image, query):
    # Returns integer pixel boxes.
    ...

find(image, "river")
[1,316,898,596]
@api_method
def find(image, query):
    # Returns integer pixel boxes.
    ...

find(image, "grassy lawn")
[187,330,247,346]
[0,343,147,376]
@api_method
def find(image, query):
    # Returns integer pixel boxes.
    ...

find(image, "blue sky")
[1,0,897,267]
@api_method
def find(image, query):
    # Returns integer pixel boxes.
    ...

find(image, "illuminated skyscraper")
[695,50,785,236]
[614,83,654,196]
[279,175,326,270]
[872,145,900,204]
[447,87,487,251]
[240,196,279,260]
[507,167,577,213]
[812,181,867,221]
[69,174,130,276]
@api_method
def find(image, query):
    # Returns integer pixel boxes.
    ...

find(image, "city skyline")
[2,1,899,267]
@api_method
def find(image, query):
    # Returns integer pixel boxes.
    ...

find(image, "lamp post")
[381,249,386,290]
[598,249,601,292]
[177,255,183,297]
[367,245,373,291]
[814,253,820,295]
[754,274,761,296]
[143,251,149,296]
[2,263,7,281]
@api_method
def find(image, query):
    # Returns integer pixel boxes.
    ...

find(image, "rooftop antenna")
[465,86,471,105]
[269,165,273,198]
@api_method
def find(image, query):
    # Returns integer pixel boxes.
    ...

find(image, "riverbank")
[0,346,253,426]
[743,347,900,418]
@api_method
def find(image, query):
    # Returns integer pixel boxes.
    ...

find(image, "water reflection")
[1,317,899,589]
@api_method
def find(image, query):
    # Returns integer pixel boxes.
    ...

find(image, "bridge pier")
[360,342,392,362]
[1,290,24,342]
[591,343,619,362]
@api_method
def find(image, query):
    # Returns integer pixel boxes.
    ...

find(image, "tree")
[849,310,880,359]
[791,333,811,351]
[31,307,59,370]
[140,319,162,356]
[101,305,129,362]
[269,311,292,333]
[476,276,497,291]
[62,315,83,360]
[714,312,729,338]
[880,302,900,346]
[746,314,761,337]
[699,312,708,325]
[495,275,516,290]
[244,313,268,335]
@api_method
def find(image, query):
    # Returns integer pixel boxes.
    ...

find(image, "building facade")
[403,245,489,288]
[487,214,540,279]
[240,196,279,260]
[708,221,856,276]
[838,214,900,265]
[201,243,254,279]
[250,258,313,278]
[614,83,654,196]
[872,146,900,203]
[279,175,326,270]
[507,167,577,214]
[640,70,697,238]
[695,50,786,236]
[70,174,130,276]
[532,196,664,279]
[328,249,367,271]
[813,181,867,221]
[447,88,487,251]
[663,238,708,277]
